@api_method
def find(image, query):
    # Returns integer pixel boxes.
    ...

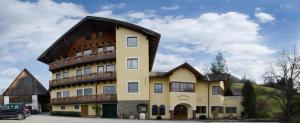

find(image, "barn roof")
[3,69,48,96]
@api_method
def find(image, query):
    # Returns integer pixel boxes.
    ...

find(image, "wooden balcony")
[49,51,116,71]
[49,72,116,88]
[50,94,117,105]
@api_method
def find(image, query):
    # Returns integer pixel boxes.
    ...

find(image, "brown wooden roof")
[3,69,48,96]
[37,16,161,71]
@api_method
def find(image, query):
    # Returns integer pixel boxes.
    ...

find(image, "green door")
[102,104,117,118]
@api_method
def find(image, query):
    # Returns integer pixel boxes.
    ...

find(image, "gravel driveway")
[0,115,278,123]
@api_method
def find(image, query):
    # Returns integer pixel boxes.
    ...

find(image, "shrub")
[156,116,162,120]
[199,115,207,120]
[50,111,81,117]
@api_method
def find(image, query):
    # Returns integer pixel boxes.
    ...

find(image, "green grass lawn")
[231,82,282,118]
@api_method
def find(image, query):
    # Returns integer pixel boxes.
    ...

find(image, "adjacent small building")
[3,69,50,112]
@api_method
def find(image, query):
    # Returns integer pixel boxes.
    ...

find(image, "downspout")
[206,75,210,119]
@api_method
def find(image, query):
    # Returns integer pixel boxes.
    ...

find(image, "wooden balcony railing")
[49,51,116,71]
[50,94,117,105]
[49,72,116,88]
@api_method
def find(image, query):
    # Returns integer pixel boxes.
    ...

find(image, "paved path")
[0,115,278,123]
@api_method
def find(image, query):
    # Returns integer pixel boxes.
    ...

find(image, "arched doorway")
[174,104,188,120]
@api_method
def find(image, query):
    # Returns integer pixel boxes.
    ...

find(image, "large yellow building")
[38,16,242,120]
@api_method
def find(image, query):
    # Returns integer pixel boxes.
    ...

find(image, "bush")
[50,111,81,117]
[289,115,300,123]
[199,115,207,120]
[156,116,162,120]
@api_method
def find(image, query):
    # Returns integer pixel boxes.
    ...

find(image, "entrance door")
[174,105,188,120]
[102,104,117,118]
[81,105,89,117]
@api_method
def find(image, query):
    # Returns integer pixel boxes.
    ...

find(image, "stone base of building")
[117,100,149,119]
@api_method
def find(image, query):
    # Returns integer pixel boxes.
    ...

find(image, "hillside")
[231,82,282,118]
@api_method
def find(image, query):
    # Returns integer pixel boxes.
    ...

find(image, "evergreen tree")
[241,80,257,118]
[210,52,229,74]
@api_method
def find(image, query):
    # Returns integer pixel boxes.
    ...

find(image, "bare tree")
[264,46,300,121]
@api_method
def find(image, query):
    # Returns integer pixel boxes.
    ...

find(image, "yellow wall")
[223,96,243,118]
[116,27,149,101]
[149,77,170,119]
[169,68,196,83]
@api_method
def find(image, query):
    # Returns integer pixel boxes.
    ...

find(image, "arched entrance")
[174,104,188,120]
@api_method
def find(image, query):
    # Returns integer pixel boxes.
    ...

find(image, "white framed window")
[83,67,92,75]
[154,83,163,93]
[56,92,61,98]
[105,46,114,52]
[97,47,104,52]
[56,73,61,79]
[103,86,116,94]
[77,89,83,96]
[76,69,82,76]
[76,51,82,57]
[128,82,139,93]
[84,88,93,96]
[97,66,104,73]
[126,36,138,48]
[61,106,65,110]
[62,71,69,78]
[106,64,115,72]
[127,58,138,69]
[212,86,221,95]
[74,105,80,110]
[62,90,70,97]
[83,49,92,55]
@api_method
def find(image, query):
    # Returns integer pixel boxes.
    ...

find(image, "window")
[83,49,92,55]
[63,91,69,97]
[105,46,114,52]
[76,69,82,76]
[56,92,61,98]
[127,37,138,47]
[97,47,104,52]
[196,106,206,113]
[76,51,82,57]
[128,82,138,93]
[127,58,138,69]
[61,106,65,110]
[154,83,163,93]
[212,86,221,95]
[74,105,80,109]
[159,105,165,115]
[225,107,237,113]
[84,88,93,96]
[62,71,69,79]
[97,66,104,73]
[106,64,115,72]
[103,86,116,94]
[211,106,223,113]
[77,89,83,96]
[170,82,195,92]
[83,67,92,75]
[56,73,61,80]
[152,105,158,115]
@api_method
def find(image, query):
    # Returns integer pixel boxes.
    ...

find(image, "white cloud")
[255,12,275,23]
[137,12,274,81]
[0,0,275,84]
[101,3,126,10]
[161,5,180,11]
[0,67,20,77]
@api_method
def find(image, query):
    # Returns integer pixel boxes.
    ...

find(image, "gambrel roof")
[3,69,48,96]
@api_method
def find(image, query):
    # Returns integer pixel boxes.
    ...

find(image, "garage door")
[102,104,117,118]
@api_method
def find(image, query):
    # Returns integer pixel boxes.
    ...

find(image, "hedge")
[50,111,81,117]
